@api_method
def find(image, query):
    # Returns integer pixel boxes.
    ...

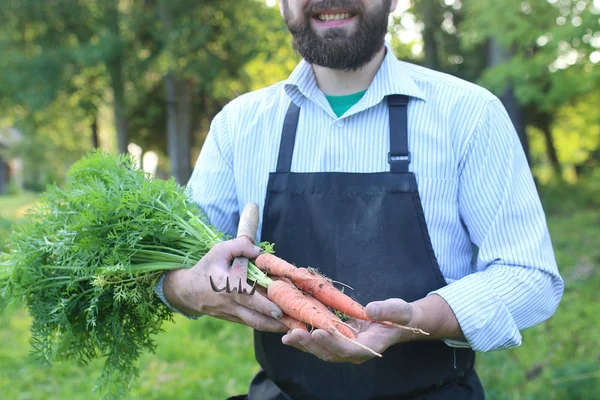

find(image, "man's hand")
[163,237,287,333]
[281,299,420,364]
[281,295,465,364]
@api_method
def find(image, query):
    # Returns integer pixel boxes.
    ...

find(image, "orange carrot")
[273,275,356,337]
[267,279,381,357]
[256,253,368,319]
[268,278,355,338]
[274,277,308,332]
[256,253,429,336]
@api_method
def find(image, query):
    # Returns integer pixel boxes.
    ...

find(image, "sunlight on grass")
[0,192,38,219]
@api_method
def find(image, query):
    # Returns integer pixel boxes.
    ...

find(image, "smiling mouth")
[314,12,355,22]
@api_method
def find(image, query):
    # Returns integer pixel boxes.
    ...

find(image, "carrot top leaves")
[0,150,227,398]
[259,241,276,254]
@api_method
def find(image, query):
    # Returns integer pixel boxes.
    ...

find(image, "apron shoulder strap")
[277,96,410,174]
[276,101,301,173]
[387,95,411,173]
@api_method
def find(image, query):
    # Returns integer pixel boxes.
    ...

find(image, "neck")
[312,46,386,96]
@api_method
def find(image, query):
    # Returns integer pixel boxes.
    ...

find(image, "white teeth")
[317,13,351,21]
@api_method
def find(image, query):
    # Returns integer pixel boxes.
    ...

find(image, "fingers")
[282,328,386,364]
[366,298,413,325]
[235,289,283,320]
[311,329,382,364]
[282,329,338,360]
[210,237,261,261]
[234,304,288,333]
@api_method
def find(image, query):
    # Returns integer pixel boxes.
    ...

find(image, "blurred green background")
[0,0,598,399]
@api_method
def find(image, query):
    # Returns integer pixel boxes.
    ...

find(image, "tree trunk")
[538,115,561,177]
[160,0,192,185]
[176,78,193,184]
[113,83,129,154]
[0,157,5,195]
[91,117,99,148]
[488,38,530,162]
[590,149,600,170]
[164,71,180,182]
[164,73,193,185]
[107,0,129,154]
[109,59,129,154]
[419,0,440,70]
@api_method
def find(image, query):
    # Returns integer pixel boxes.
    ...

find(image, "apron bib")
[247,96,482,400]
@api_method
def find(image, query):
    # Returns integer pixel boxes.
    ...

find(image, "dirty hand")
[282,299,418,364]
[163,237,287,333]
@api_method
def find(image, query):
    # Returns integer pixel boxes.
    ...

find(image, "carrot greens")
[0,150,232,398]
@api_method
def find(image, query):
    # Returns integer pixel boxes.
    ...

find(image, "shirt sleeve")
[188,107,240,237]
[430,98,564,352]
[154,107,240,318]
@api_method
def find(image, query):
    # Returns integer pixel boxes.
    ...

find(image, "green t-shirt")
[325,90,367,117]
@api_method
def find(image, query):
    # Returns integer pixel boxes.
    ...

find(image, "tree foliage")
[0,0,597,187]
[462,0,599,110]
[393,0,599,180]
[0,0,292,187]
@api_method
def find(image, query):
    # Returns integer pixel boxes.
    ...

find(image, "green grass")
[0,312,257,400]
[0,192,39,218]
[0,187,598,399]
[0,192,39,252]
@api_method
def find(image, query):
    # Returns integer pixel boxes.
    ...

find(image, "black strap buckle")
[388,152,411,164]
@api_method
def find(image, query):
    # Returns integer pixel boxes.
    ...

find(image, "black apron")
[244,95,484,400]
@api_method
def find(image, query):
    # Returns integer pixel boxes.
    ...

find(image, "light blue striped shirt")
[185,42,564,353]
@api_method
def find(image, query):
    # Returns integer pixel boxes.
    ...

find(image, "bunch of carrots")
[0,150,426,396]
[247,252,428,357]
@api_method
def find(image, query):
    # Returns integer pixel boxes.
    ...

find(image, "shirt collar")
[284,58,318,106]
[284,41,427,107]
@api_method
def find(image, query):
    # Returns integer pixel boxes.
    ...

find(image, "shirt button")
[337,120,345,127]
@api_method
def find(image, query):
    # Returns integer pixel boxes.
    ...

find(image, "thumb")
[366,299,412,324]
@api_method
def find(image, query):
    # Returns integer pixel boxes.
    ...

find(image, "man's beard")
[281,0,391,71]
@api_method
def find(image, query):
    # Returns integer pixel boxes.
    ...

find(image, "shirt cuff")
[154,272,201,320]
[429,272,522,352]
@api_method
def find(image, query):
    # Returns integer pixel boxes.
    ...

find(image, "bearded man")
[158,1,564,399]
